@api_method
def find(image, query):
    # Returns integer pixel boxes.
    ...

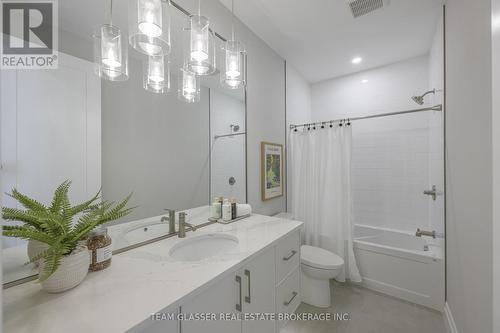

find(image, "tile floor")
[281,281,447,333]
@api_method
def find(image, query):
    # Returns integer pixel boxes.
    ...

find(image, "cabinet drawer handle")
[283,250,297,261]
[284,291,298,306]
[244,269,251,304]
[235,275,242,312]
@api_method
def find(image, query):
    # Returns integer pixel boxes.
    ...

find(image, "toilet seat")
[301,245,344,270]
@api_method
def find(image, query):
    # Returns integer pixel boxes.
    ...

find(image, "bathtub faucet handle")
[416,228,436,239]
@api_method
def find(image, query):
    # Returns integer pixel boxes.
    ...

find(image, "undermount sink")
[124,223,169,243]
[169,233,239,261]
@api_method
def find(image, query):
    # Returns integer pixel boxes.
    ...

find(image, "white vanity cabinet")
[180,247,276,333]
[275,231,301,330]
[180,229,300,333]
[181,271,242,333]
[240,247,276,333]
[2,216,303,333]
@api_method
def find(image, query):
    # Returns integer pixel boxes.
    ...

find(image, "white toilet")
[300,245,344,308]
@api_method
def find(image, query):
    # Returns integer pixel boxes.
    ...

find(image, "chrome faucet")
[178,212,197,238]
[416,228,436,238]
[161,209,176,235]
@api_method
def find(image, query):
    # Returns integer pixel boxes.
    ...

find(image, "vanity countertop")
[3,214,303,333]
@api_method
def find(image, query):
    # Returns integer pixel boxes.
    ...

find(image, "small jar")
[87,227,112,272]
[230,198,237,220]
[211,196,222,219]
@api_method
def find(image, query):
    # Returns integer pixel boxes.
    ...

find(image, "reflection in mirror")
[1,0,247,285]
[208,78,246,203]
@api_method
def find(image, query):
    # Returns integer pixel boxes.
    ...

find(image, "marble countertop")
[3,213,303,333]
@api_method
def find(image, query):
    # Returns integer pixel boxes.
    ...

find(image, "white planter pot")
[39,244,90,293]
[27,240,49,266]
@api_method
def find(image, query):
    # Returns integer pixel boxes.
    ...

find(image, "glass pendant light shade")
[221,40,246,89]
[183,15,216,76]
[129,0,171,56]
[93,24,129,81]
[178,68,200,103]
[143,55,170,93]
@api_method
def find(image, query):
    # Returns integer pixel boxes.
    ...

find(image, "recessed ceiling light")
[361,79,368,83]
[351,57,362,64]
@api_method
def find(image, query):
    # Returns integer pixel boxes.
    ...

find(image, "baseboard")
[361,277,442,311]
[443,302,459,333]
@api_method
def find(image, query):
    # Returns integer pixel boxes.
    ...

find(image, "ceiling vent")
[348,0,390,18]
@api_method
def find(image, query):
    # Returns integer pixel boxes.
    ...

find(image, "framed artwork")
[261,142,284,201]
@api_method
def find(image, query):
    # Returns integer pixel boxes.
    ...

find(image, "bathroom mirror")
[1,0,247,285]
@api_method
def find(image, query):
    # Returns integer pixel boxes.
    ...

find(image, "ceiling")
[219,0,442,83]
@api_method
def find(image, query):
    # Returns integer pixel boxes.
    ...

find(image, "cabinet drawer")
[276,267,300,330]
[275,230,300,284]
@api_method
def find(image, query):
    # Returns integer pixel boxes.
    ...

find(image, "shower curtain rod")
[289,104,443,129]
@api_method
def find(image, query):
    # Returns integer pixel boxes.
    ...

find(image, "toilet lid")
[301,245,344,270]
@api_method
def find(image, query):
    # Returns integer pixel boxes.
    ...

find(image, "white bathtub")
[353,224,445,311]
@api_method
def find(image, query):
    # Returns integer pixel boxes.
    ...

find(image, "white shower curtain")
[290,125,361,282]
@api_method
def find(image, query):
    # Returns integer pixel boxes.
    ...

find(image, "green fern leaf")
[8,188,46,211]
[49,180,71,214]
[3,182,134,281]
[2,207,44,230]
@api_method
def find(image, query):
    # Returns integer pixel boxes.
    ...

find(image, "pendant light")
[129,0,171,56]
[143,55,170,93]
[178,68,200,103]
[183,0,216,75]
[94,0,129,81]
[221,0,246,89]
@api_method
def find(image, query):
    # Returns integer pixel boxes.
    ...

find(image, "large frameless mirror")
[1,0,247,286]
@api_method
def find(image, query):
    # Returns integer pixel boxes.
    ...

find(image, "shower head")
[411,89,436,105]
[412,95,425,105]
[230,124,240,132]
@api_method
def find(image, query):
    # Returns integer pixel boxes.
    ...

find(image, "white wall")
[492,0,500,331]
[286,63,312,127]
[285,63,312,211]
[311,56,443,234]
[445,1,493,332]
[311,56,429,121]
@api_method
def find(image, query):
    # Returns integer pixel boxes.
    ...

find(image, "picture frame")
[261,142,284,201]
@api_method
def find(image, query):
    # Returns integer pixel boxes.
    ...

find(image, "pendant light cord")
[231,0,235,40]
[198,0,201,16]
[109,0,113,25]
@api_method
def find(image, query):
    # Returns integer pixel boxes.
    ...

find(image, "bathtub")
[353,224,445,311]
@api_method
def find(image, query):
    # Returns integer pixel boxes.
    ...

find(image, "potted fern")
[2,180,134,293]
